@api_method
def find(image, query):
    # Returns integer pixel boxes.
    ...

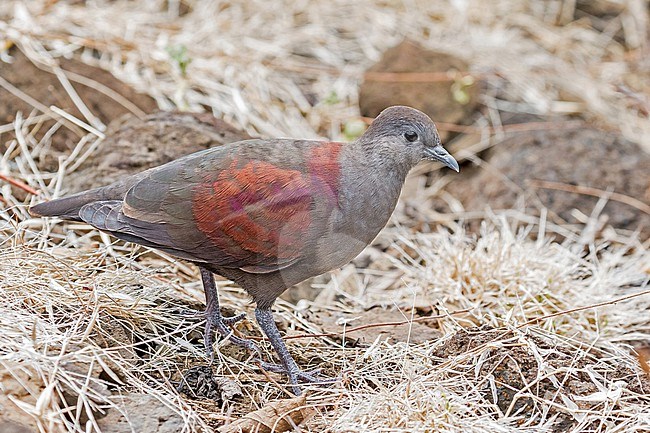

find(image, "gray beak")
[423,146,460,172]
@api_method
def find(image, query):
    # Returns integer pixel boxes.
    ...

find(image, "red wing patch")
[309,142,342,204]
[192,142,343,266]
[193,160,312,261]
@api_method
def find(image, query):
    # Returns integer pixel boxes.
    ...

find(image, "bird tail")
[30,171,146,221]
[29,188,107,221]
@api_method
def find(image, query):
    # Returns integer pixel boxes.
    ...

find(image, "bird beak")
[423,146,460,172]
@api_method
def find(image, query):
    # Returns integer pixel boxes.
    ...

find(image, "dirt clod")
[65,111,251,192]
[178,365,242,404]
[432,328,650,432]
[359,40,480,141]
[446,126,650,234]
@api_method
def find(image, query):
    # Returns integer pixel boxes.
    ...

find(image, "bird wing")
[79,139,343,272]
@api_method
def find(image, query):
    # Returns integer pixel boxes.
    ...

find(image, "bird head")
[362,106,459,172]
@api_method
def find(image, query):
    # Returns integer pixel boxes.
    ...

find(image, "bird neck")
[334,143,410,242]
[358,139,415,182]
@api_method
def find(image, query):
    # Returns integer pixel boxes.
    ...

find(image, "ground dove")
[30,106,459,395]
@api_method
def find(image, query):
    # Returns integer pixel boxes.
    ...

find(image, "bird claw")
[256,360,335,385]
[175,308,206,319]
[204,313,261,359]
[221,312,247,325]
[177,309,246,324]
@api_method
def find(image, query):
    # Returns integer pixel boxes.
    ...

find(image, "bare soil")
[443,126,650,235]
[0,48,156,169]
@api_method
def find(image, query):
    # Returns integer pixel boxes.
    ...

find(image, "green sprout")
[343,119,367,141]
[451,73,475,105]
[323,90,340,105]
[167,44,192,77]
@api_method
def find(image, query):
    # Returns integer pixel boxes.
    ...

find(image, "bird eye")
[404,131,418,142]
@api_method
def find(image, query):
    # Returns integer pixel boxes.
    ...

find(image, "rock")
[96,394,186,433]
[359,40,480,141]
[59,356,111,424]
[444,126,650,235]
[65,111,252,192]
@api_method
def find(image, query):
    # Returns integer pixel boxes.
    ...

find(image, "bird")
[30,106,459,395]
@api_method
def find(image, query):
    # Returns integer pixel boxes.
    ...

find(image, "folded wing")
[79,140,342,272]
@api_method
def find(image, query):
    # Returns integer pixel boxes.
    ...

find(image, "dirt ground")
[0,49,157,164]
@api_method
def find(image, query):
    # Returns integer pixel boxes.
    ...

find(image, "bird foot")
[175,308,206,319]
[205,313,261,359]
[221,312,247,325]
[181,309,247,323]
[257,360,336,387]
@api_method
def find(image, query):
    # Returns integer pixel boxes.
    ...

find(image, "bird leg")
[199,270,331,394]
[254,308,331,395]
[199,267,261,358]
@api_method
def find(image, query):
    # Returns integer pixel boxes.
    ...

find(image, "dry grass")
[2,213,649,432]
[1,0,650,432]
